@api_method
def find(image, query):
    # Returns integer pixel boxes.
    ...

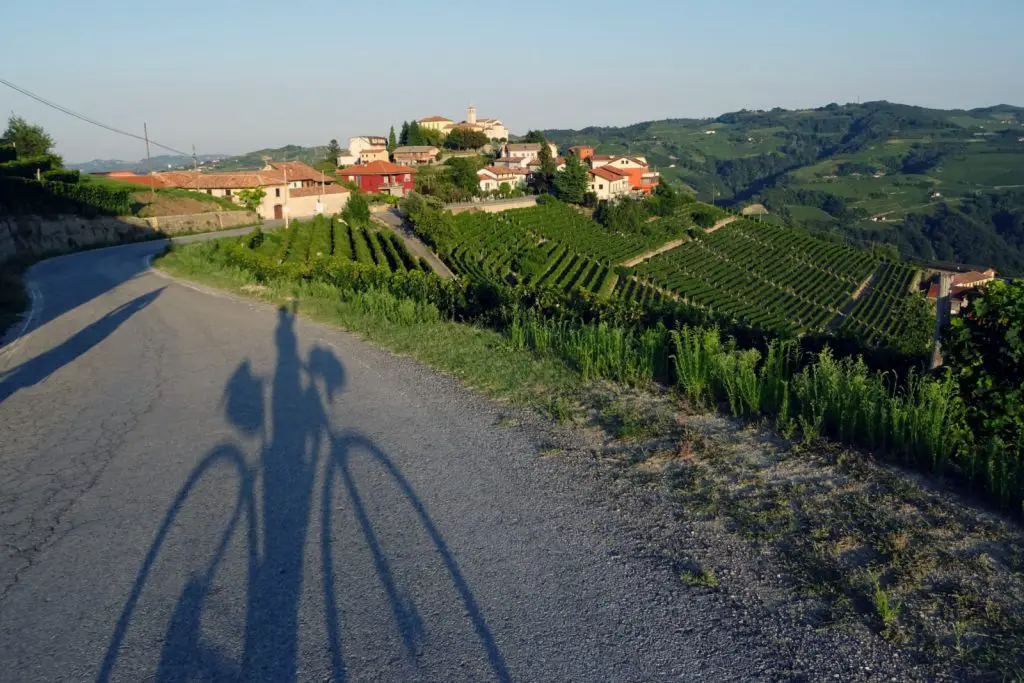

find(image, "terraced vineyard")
[441,205,627,293]
[435,201,926,346]
[254,215,427,272]
[839,262,918,345]
[628,219,882,333]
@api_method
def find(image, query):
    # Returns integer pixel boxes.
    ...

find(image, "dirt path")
[705,215,738,234]
[620,238,688,267]
[824,267,877,331]
[373,209,454,278]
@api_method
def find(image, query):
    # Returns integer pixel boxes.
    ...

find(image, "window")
[404,174,411,182]
[206,190,212,195]
[275,188,280,197]
[599,184,604,190]
[225,189,232,197]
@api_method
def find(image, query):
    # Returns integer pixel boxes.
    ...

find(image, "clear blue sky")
[3,0,1022,162]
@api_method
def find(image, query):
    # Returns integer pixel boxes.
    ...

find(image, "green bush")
[0,176,132,216]
[0,154,61,179]
[43,169,81,184]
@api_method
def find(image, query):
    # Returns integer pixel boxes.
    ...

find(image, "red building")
[338,160,416,196]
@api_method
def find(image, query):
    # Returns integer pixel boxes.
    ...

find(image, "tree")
[419,127,446,148]
[445,157,480,199]
[399,121,410,146]
[406,121,424,146]
[521,130,547,144]
[326,139,342,164]
[236,187,267,218]
[342,191,370,225]
[553,154,589,204]
[388,126,397,154]
[3,115,55,158]
[498,182,512,198]
[943,279,1024,495]
[444,127,489,150]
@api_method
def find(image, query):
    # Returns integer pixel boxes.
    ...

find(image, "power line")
[0,76,191,157]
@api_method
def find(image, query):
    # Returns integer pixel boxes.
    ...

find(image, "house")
[336,149,358,166]
[154,168,348,220]
[952,269,997,288]
[590,155,659,194]
[526,157,565,173]
[263,161,325,188]
[477,165,528,194]
[588,165,630,200]
[568,145,594,161]
[925,269,998,315]
[392,145,440,166]
[359,147,389,164]
[493,156,532,170]
[418,116,454,133]
[337,160,416,196]
[348,135,388,157]
[504,141,558,163]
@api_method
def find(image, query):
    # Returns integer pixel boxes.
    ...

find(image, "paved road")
[0,237,778,681]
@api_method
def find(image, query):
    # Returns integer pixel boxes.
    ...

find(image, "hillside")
[207,145,322,171]
[542,101,1024,275]
[68,154,225,173]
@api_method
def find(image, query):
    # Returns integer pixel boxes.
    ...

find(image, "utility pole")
[192,144,199,192]
[930,272,952,371]
[283,166,289,229]
[144,122,155,202]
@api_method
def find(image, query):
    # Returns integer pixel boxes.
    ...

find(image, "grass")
[81,174,243,216]
[679,565,719,588]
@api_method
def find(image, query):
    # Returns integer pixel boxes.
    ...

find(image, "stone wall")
[447,197,538,215]
[0,210,258,264]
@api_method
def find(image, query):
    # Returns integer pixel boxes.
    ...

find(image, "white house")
[587,166,630,200]
[477,165,528,194]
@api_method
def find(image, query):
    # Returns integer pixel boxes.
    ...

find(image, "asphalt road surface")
[0,237,781,682]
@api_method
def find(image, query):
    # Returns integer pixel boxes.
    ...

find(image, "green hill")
[543,101,1024,275]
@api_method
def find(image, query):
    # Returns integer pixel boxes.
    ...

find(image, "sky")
[2,0,1022,162]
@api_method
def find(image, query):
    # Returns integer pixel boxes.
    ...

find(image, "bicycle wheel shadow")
[97,305,511,682]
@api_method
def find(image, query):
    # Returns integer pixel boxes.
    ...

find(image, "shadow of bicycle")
[97,307,511,682]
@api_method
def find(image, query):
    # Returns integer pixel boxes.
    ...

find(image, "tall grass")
[507,311,666,386]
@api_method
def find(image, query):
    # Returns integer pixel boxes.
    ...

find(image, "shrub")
[42,169,81,184]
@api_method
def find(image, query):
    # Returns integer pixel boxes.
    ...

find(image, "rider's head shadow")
[222,359,265,437]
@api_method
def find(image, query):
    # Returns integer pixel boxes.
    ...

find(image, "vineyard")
[251,215,427,273]
[440,204,640,293]
[839,261,919,345]
[627,219,885,334]
[425,199,926,348]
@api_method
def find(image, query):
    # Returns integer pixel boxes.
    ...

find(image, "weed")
[679,565,719,588]
[870,571,901,630]
[544,395,573,424]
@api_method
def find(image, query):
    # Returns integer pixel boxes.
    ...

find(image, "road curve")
[0,237,777,682]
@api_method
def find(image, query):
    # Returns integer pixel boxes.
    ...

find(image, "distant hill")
[69,153,227,174]
[543,101,1024,275]
[206,145,322,171]
[69,154,225,173]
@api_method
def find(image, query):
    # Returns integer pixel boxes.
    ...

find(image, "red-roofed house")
[154,167,348,220]
[338,160,416,196]
[477,166,528,194]
[590,155,659,194]
[588,165,630,200]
